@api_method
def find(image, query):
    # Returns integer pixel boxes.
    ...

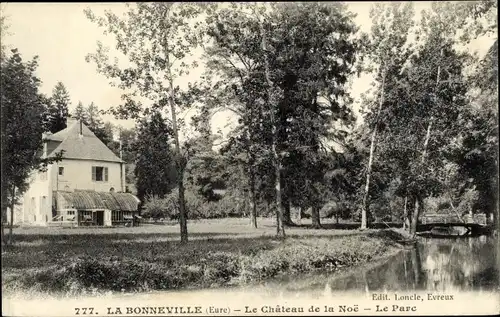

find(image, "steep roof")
[46,119,123,163]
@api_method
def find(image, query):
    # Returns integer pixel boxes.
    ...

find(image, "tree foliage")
[204,3,359,232]
[85,2,209,243]
[1,49,63,245]
[132,111,177,203]
[45,81,70,133]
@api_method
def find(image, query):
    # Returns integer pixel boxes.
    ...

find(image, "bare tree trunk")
[1,185,7,248]
[449,196,464,223]
[1,206,7,248]
[161,7,188,243]
[282,196,294,227]
[275,160,285,237]
[167,63,188,244]
[249,174,257,228]
[311,205,321,229]
[410,196,420,237]
[8,187,15,245]
[361,129,377,230]
[260,16,285,238]
[361,70,386,230]
[410,49,443,238]
[410,118,433,238]
[403,195,409,230]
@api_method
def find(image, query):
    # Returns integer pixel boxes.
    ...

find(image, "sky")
[1,2,495,142]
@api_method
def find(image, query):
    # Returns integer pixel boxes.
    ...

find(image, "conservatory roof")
[55,190,140,211]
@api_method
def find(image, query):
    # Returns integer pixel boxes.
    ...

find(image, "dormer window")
[92,166,108,182]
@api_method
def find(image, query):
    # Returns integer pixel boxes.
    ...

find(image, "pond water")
[240,235,500,297]
[4,236,499,317]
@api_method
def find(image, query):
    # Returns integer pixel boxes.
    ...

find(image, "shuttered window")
[92,166,109,182]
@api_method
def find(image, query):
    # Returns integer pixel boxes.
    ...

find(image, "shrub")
[425,195,451,214]
[142,195,171,219]
[457,187,479,215]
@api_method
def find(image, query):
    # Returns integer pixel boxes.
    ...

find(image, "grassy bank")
[2,218,407,297]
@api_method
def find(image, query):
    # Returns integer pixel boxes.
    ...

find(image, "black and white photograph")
[1,2,498,316]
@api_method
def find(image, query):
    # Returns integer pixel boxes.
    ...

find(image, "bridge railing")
[420,213,487,225]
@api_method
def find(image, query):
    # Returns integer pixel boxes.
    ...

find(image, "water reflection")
[335,236,499,292]
[418,236,498,291]
[248,236,499,296]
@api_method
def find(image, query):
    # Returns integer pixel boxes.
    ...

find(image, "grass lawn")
[2,218,407,297]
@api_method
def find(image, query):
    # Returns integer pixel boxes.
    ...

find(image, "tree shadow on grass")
[9,231,241,243]
[2,234,280,270]
[1,228,389,272]
[289,222,402,230]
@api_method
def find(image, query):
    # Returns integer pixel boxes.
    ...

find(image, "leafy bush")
[141,195,171,219]
[457,187,479,215]
[162,187,248,220]
[425,195,451,214]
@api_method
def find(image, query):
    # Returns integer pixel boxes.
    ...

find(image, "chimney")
[42,132,51,157]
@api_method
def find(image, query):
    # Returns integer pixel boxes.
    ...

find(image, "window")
[92,166,108,182]
[112,210,123,222]
[59,167,64,176]
[123,212,133,220]
[79,210,92,222]
[66,210,76,221]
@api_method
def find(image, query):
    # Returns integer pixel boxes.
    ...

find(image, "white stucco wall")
[53,159,122,192]
[20,158,123,225]
[21,164,53,225]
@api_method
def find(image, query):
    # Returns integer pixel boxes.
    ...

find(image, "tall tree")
[205,3,358,233]
[258,5,286,236]
[266,3,358,229]
[86,102,113,144]
[85,3,206,243]
[72,100,114,145]
[1,49,62,246]
[455,0,498,227]
[132,112,177,203]
[186,105,228,203]
[72,101,88,122]
[204,3,272,229]
[46,82,70,133]
[376,2,472,237]
[119,127,137,164]
[359,3,415,229]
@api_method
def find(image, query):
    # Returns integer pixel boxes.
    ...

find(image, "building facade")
[18,119,139,227]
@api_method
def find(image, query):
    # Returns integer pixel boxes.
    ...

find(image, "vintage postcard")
[1,1,499,316]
